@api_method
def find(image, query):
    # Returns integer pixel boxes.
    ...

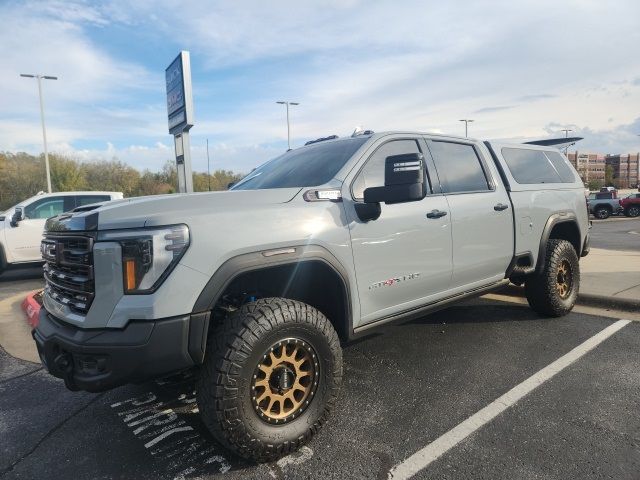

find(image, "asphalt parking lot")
[0,218,639,480]
[590,217,640,251]
[1,294,639,479]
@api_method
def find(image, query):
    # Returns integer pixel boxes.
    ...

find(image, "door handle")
[494,203,509,211]
[426,209,447,219]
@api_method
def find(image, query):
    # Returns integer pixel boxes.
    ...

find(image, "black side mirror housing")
[354,202,381,222]
[227,182,236,190]
[363,153,426,205]
[10,207,23,227]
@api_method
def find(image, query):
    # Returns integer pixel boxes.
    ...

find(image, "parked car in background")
[619,193,640,217]
[0,191,123,273]
[586,191,623,219]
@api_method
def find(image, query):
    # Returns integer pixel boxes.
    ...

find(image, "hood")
[45,188,302,232]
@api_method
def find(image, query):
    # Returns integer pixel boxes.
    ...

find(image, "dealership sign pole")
[166,51,194,193]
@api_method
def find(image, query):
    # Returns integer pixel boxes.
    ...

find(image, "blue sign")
[165,52,194,134]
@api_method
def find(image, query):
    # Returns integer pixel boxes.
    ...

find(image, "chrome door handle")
[494,203,509,211]
[426,209,447,219]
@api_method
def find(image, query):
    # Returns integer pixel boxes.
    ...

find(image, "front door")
[345,137,453,326]
[4,196,69,262]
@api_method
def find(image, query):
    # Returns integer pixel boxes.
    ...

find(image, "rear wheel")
[197,298,342,462]
[594,206,611,219]
[625,206,640,217]
[525,239,580,317]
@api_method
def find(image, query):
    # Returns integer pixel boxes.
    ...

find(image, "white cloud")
[1,0,640,173]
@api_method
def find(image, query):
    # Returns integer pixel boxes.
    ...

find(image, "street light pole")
[21,73,58,193]
[560,128,573,155]
[276,101,300,150]
[459,119,474,138]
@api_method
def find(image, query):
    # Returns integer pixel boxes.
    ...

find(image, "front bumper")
[33,309,210,392]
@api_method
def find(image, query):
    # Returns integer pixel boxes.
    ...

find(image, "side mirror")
[363,153,426,205]
[10,207,23,227]
[227,182,236,190]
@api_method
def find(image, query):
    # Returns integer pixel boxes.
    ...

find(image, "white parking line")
[389,319,631,480]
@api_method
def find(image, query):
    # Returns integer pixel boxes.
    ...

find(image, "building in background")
[605,153,640,189]
[567,152,606,187]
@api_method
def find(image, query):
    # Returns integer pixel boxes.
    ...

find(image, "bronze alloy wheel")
[556,259,572,298]
[251,338,319,425]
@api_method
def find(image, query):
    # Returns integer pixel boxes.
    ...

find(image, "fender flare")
[535,213,581,274]
[191,244,354,336]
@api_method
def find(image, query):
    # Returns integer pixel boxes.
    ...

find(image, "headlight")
[98,224,190,294]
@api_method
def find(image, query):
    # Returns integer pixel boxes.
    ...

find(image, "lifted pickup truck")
[587,191,623,219]
[34,132,589,461]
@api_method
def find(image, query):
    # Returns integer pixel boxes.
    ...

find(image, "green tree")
[604,164,615,187]
[587,179,603,191]
[51,154,87,191]
[0,151,244,211]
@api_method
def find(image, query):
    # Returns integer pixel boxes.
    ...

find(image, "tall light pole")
[21,73,58,193]
[276,101,299,150]
[459,119,474,138]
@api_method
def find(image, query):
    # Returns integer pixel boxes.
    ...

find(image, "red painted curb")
[21,290,43,328]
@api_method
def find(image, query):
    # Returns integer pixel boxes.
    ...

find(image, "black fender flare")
[191,244,354,337]
[535,213,582,274]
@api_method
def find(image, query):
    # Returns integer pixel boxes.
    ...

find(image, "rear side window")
[75,195,110,207]
[544,151,578,183]
[501,148,562,184]
[429,141,491,194]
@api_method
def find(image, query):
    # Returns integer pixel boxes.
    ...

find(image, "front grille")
[42,235,95,315]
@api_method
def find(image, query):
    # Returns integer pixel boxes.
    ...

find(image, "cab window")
[429,141,491,193]
[352,139,423,200]
[23,197,66,219]
[75,195,110,207]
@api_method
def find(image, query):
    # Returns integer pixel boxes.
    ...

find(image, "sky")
[1,0,639,174]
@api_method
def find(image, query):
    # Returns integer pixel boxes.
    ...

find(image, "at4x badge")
[369,273,421,290]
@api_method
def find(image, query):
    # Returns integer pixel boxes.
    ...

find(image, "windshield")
[232,137,368,190]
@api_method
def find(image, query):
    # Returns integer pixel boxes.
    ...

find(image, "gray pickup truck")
[587,191,622,219]
[34,131,589,461]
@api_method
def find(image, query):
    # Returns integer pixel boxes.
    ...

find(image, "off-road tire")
[593,206,611,219]
[525,239,580,317]
[197,298,342,462]
[625,206,640,217]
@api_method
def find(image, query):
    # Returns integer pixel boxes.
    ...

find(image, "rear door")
[426,138,513,289]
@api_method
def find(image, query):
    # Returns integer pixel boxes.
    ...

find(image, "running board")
[352,279,510,336]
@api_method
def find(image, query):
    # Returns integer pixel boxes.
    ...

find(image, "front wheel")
[525,239,580,317]
[593,206,611,219]
[197,298,343,462]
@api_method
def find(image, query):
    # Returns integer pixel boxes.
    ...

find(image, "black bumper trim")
[33,310,203,392]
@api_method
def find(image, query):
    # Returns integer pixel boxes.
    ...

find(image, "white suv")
[0,191,123,272]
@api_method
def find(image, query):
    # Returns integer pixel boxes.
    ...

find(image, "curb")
[576,292,640,312]
[20,290,43,328]
[498,285,640,313]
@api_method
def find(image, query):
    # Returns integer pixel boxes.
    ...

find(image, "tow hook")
[54,352,79,391]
